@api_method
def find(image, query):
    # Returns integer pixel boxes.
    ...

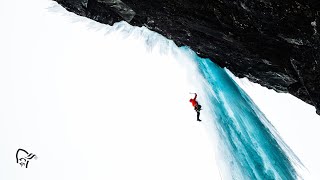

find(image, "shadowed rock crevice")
[54,0,320,115]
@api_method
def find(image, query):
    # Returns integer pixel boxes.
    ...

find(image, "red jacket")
[189,93,198,107]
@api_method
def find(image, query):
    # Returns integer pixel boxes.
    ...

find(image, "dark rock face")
[54,0,320,115]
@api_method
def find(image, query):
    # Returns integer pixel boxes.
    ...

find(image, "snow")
[0,1,219,179]
[0,0,319,179]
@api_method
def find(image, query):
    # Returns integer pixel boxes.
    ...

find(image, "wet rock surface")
[54,0,320,115]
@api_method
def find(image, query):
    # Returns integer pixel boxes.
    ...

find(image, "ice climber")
[189,93,202,121]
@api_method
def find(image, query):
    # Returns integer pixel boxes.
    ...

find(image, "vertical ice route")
[180,48,303,179]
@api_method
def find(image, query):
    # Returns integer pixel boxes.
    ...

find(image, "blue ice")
[181,47,301,180]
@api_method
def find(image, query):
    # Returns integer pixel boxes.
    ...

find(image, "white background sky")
[0,0,319,179]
